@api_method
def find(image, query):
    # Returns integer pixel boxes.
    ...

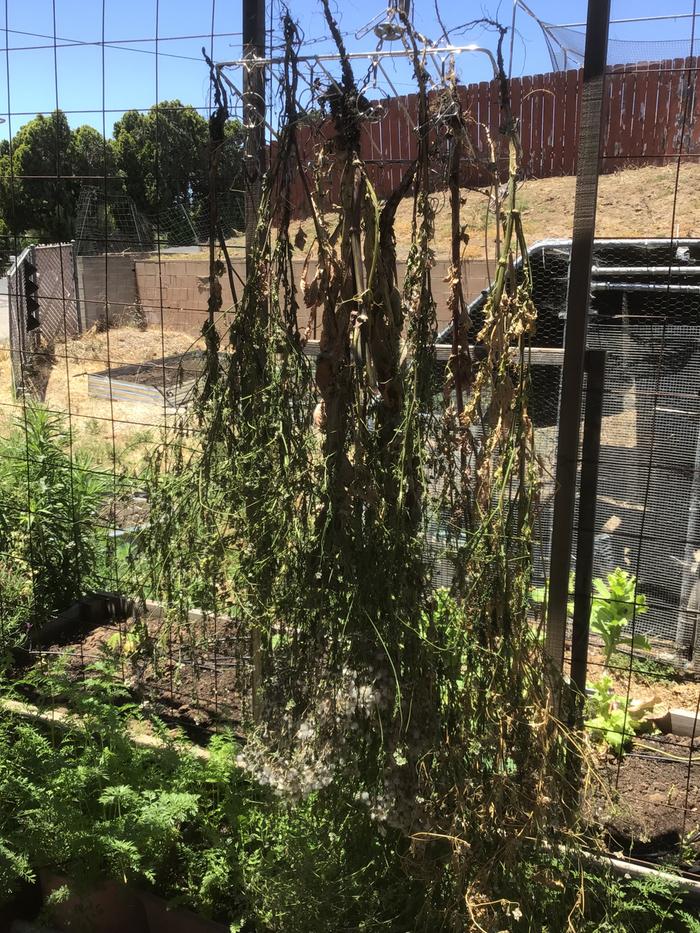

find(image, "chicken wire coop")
[440,236,700,658]
[2,0,700,891]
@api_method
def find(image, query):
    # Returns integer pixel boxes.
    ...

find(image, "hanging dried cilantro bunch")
[142,8,579,928]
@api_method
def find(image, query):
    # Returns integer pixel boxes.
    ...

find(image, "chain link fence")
[7,243,80,398]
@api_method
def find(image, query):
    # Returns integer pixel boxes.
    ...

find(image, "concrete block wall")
[135,258,225,335]
[76,253,150,330]
[133,256,491,337]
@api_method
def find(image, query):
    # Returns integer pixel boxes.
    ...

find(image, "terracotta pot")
[39,870,149,933]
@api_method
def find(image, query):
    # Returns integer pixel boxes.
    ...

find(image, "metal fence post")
[71,240,83,334]
[564,349,606,813]
[545,0,611,673]
[243,0,266,724]
[569,349,606,708]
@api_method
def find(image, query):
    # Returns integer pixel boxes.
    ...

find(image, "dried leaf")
[294,226,308,250]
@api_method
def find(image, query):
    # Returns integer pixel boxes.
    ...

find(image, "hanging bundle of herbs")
[141,7,580,928]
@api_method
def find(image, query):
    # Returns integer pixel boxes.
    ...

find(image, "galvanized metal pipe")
[590,281,700,293]
[591,265,700,276]
[569,350,606,707]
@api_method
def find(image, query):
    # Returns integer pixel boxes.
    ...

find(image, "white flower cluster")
[236,666,381,801]
[354,771,428,832]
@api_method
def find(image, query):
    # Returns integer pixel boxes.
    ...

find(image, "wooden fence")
[279,58,700,216]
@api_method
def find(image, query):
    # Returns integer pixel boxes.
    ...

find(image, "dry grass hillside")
[156,162,700,264]
[0,328,201,471]
[398,162,700,259]
[204,162,700,262]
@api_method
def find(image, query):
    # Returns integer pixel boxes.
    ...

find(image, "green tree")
[113,99,208,216]
[0,112,118,245]
[71,123,117,186]
[0,102,243,248]
[8,110,75,241]
[113,100,244,239]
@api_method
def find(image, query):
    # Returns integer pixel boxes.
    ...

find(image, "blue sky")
[0,0,697,140]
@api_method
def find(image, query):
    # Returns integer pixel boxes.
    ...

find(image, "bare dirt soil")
[592,733,700,863]
[33,610,251,735]
[580,644,700,859]
[587,645,700,712]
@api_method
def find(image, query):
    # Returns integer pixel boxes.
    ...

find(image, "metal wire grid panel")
[0,2,699,879]
[74,186,246,256]
[6,243,80,396]
[0,11,256,732]
[452,237,700,653]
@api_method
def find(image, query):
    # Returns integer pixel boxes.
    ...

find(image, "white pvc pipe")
[582,848,700,899]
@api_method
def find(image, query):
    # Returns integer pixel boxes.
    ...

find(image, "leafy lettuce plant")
[585,674,642,755]
[591,568,649,666]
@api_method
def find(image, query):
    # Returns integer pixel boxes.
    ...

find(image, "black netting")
[440,237,700,653]
[543,23,700,70]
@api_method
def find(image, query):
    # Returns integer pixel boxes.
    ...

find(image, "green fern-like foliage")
[0,665,249,923]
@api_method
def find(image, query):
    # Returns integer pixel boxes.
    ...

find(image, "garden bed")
[23,600,700,861]
[88,351,207,408]
[592,732,700,863]
[23,602,252,735]
[579,640,700,864]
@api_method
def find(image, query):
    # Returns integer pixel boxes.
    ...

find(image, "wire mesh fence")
[2,0,700,910]
[74,186,245,255]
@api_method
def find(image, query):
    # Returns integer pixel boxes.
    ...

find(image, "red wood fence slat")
[561,69,579,174]
[360,120,377,193]
[667,58,685,158]
[655,61,671,162]
[509,74,522,142]
[405,91,419,169]
[487,71,502,181]
[689,57,700,152]
[520,73,533,175]
[280,57,700,218]
[543,71,556,177]
[531,74,544,177]
[603,70,620,167]
[392,96,402,192]
[630,64,648,164]
[478,79,490,159]
[642,65,660,163]
[386,96,400,192]
[399,94,412,181]
[619,64,636,165]
[551,70,566,175]
[673,57,693,156]
[460,83,481,187]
